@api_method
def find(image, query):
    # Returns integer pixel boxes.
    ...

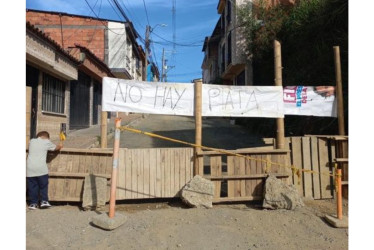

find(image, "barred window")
[42,73,65,114]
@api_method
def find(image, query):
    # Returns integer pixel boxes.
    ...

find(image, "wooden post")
[109,118,121,218]
[194,79,203,176]
[336,168,343,220]
[334,46,346,135]
[101,111,108,148]
[274,40,285,149]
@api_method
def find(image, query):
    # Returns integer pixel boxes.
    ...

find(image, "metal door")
[70,71,90,130]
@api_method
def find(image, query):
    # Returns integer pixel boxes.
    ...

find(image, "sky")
[25,0,221,83]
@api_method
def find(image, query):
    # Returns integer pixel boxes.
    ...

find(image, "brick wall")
[26,11,107,61]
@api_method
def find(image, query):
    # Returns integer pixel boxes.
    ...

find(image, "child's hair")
[37,131,50,139]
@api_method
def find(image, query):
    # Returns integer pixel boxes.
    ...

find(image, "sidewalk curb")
[89,114,148,148]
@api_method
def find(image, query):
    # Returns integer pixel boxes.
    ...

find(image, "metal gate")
[70,71,90,130]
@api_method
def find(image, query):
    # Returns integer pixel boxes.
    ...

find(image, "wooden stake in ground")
[274,40,285,149]
[109,118,121,218]
[101,111,108,148]
[194,79,203,176]
[333,46,346,136]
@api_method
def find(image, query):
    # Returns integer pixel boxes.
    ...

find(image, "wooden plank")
[210,156,222,198]
[239,156,246,197]
[49,172,111,178]
[170,148,175,196]
[198,148,289,156]
[57,148,113,154]
[318,138,333,199]
[125,149,132,199]
[310,137,321,199]
[302,137,313,199]
[161,149,166,197]
[137,149,144,199]
[204,173,290,180]
[117,149,126,199]
[149,149,156,198]
[131,150,137,199]
[227,156,235,198]
[244,158,252,198]
[250,154,257,197]
[179,149,186,191]
[156,148,162,197]
[174,149,180,196]
[233,157,241,197]
[291,137,304,196]
[185,148,192,183]
[143,148,150,198]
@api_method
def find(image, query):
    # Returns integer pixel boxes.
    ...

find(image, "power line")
[83,0,124,35]
[107,0,123,21]
[142,0,151,26]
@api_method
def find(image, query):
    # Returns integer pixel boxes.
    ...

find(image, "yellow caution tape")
[119,126,335,179]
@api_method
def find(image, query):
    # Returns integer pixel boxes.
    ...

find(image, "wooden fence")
[45,147,193,202]
[196,149,291,203]
[47,148,113,201]
[287,136,348,199]
[40,135,346,202]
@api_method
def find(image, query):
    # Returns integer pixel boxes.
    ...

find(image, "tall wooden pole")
[334,46,346,135]
[194,79,203,176]
[101,111,108,148]
[109,118,121,218]
[274,40,285,149]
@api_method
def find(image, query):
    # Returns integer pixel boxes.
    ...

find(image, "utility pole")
[145,25,150,81]
[161,48,165,82]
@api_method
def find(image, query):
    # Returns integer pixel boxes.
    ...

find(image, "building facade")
[26,9,145,81]
[26,22,79,143]
[202,0,296,86]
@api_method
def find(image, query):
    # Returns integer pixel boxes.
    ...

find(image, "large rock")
[181,175,214,208]
[262,174,304,210]
[82,175,108,210]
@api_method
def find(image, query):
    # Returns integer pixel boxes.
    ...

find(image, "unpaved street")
[109,115,267,149]
[26,199,348,250]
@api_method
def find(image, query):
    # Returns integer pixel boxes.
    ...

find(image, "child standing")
[26,131,63,210]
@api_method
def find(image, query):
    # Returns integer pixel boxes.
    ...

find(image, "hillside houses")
[26,9,159,143]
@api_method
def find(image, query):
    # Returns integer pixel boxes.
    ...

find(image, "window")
[227,0,231,23]
[227,32,232,65]
[221,44,226,73]
[42,73,65,114]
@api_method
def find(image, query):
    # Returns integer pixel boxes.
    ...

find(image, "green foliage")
[238,0,348,136]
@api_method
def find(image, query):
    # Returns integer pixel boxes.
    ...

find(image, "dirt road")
[108,115,268,149]
[26,199,348,250]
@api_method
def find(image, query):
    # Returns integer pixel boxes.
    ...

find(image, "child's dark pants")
[27,174,49,205]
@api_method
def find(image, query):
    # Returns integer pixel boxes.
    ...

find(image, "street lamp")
[145,24,167,81]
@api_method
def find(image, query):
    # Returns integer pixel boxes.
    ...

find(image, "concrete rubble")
[82,175,108,210]
[262,174,304,210]
[181,175,215,209]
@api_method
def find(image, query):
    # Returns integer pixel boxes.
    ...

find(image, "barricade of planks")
[43,147,194,202]
[287,136,348,199]
[196,148,291,203]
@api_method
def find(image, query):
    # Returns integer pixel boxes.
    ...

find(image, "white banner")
[102,77,195,116]
[102,78,336,118]
[202,84,284,118]
[102,78,284,118]
[283,86,337,117]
